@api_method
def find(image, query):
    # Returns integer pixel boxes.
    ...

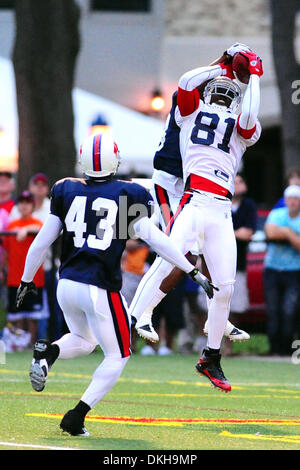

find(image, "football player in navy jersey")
[15,132,215,437]
[134,44,252,345]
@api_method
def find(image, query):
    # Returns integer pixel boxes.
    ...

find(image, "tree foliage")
[12,0,80,191]
[270,0,300,174]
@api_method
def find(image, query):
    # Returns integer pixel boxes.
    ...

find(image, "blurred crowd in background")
[0,167,299,357]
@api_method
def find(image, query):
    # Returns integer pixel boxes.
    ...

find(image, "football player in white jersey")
[130,47,263,392]
[136,44,253,345]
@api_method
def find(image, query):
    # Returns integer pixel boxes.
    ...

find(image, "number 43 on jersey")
[65,196,118,250]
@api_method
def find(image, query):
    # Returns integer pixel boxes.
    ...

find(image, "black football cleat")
[195,349,231,392]
[60,409,90,437]
[29,340,52,392]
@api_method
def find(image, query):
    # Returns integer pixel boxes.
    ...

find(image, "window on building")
[0,0,14,8]
[91,0,150,13]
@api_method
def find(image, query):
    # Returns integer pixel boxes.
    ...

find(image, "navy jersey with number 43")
[50,177,153,292]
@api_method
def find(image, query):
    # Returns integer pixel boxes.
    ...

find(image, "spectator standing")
[272,168,300,341]
[178,276,207,354]
[140,276,187,356]
[121,239,149,307]
[1,191,45,346]
[218,173,255,354]
[0,208,10,274]
[0,171,15,215]
[230,174,257,319]
[264,185,300,355]
[29,174,54,339]
[10,174,62,341]
[273,168,300,209]
[10,173,51,222]
[200,174,254,355]
[0,208,9,338]
[121,239,149,352]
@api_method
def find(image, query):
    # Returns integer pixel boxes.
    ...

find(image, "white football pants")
[131,191,237,350]
[54,279,131,408]
[151,183,183,231]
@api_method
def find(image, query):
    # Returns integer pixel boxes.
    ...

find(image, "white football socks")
[81,355,129,408]
[206,283,234,350]
[129,257,172,320]
[53,333,96,359]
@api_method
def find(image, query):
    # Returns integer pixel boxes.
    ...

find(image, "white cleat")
[224,321,250,342]
[29,340,53,392]
[135,314,159,343]
[203,320,250,342]
[29,358,49,392]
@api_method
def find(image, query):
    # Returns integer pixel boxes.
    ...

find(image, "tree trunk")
[270,0,300,175]
[12,0,80,192]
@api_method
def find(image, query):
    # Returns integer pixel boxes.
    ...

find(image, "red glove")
[219,61,235,79]
[239,51,263,77]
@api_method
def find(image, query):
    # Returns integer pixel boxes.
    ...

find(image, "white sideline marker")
[0,441,80,450]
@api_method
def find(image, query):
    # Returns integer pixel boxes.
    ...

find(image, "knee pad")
[93,355,130,380]
[214,283,234,308]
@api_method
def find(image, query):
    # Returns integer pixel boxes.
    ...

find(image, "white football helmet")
[79,133,120,178]
[203,76,242,113]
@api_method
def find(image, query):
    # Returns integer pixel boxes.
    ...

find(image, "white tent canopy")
[0,58,18,171]
[73,88,164,176]
[0,57,164,175]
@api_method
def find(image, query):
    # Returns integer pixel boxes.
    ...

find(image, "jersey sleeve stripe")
[237,114,256,139]
[154,184,174,227]
[107,291,131,358]
[177,87,200,116]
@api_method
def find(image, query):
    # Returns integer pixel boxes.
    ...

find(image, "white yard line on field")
[0,368,300,388]
[0,441,80,450]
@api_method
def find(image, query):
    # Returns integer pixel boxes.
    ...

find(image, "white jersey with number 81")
[175,100,261,195]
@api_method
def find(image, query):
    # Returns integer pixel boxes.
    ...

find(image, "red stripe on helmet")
[93,134,102,172]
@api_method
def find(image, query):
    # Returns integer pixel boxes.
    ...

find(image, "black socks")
[206,347,220,356]
[47,343,60,367]
[73,400,91,419]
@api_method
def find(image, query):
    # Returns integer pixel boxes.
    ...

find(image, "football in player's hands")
[232,52,251,84]
[226,43,253,57]
[233,51,263,82]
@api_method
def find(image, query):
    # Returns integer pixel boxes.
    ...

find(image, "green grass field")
[1,348,300,451]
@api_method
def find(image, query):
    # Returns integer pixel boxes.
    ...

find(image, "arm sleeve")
[177,65,224,116]
[21,214,63,282]
[132,216,194,273]
[237,74,260,140]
